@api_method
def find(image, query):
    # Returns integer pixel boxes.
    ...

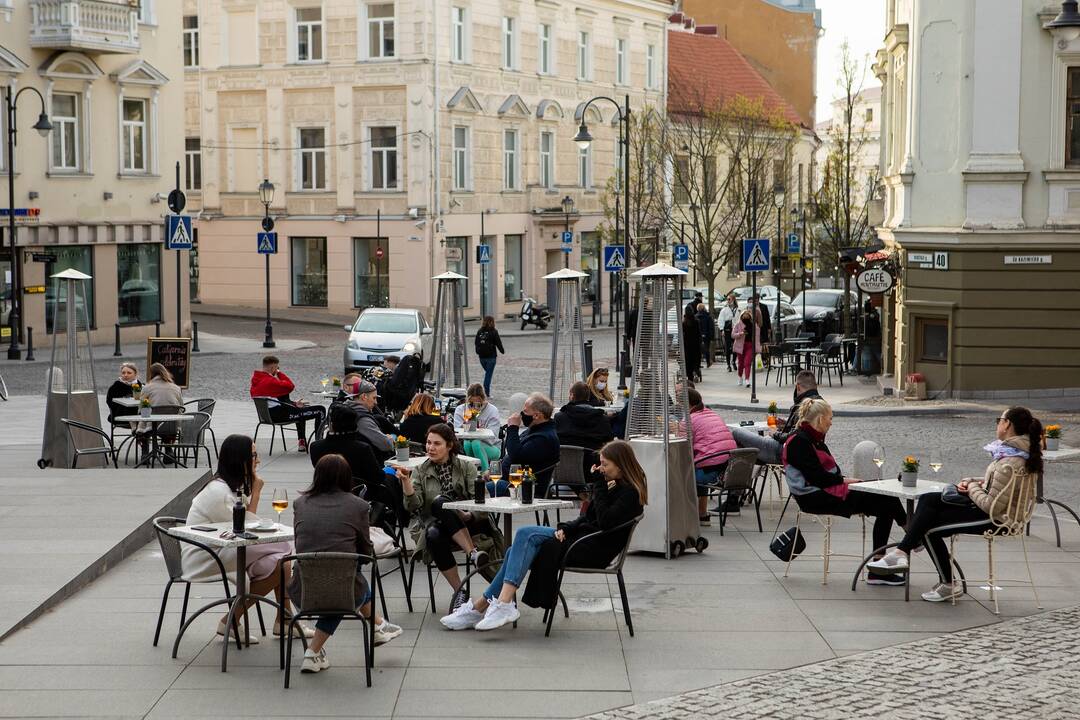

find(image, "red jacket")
[250,370,296,400]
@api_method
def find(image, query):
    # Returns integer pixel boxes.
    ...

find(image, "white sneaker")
[474,598,520,631]
[440,599,485,630]
[736,377,744,387]
[217,618,259,644]
[373,619,403,646]
[300,648,330,673]
[867,550,909,572]
[921,582,963,603]
[274,620,316,639]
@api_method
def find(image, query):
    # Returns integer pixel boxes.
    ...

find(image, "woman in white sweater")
[452,383,502,471]
[182,434,310,640]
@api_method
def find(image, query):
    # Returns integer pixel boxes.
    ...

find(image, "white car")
[731,285,792,304]
[343,308,433,372]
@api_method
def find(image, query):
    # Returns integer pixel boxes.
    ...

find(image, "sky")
[814,0,886,123]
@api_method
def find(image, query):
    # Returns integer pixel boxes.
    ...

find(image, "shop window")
[291,237,327,306]
[46,246,95,333]
[916,317,948,363]
[353,237,389,308]
[117,243,161,324]
[504,234,522,302]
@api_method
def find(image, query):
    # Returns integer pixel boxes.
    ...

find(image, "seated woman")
[105,362,142,426]
[291,454,402,675]
[181,434,310,641]
[139,362,184,448]
[397,423,504,606]
[687,389,737,526]
[584,368,614,407]
[452,384,502,471]
[440,439,646,632]
[399,393,445,445]
[783,398,907,586]
[868,406,1042,602]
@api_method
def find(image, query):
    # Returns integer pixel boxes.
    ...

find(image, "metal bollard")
[113,323,122,356]
[155,321,161,337]
[583,339,594,377]
[25,327,34,361]
[191,320,200,352]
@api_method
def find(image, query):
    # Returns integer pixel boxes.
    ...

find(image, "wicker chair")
[702,448,761,534]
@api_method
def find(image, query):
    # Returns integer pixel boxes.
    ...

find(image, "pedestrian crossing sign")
[603,245,626,272]
[476,244,491,264]
[257,232,278,254]
[742,238,771,272]
[166,215,193,250]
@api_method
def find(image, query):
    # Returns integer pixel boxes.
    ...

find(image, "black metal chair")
[60,418,118,469]
[702,448,761,534]
[544,514,643,637]
[252,397,301,456]
[184,398,219,458]
[354,481,415,618]
[547,449,593,523]
[151,517,266,647]
[170,411,214,468]
[408,545,473,615]
[764,343,799,387]
[280,552,376,688]
[812,342,845,387]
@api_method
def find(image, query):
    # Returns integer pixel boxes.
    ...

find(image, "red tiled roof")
[667,30,805,128]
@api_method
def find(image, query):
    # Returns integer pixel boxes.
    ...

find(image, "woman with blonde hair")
[585,367,614,407]
[440,438,646,631]
[782,397,907,585]
[452,383,502,470]
[399,392,445,444]
[142,362,182,406]
[106,362,142,425]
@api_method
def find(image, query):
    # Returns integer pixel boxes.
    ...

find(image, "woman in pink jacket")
[687,389,737,525]
[730,310,760,387]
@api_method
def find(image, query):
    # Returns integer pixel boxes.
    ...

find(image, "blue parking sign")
[673,243,690,270]
[786,233,801,255]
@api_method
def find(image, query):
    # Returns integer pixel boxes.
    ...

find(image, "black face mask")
[521,411,535,427]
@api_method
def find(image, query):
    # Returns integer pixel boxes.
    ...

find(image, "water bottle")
[232,496,246,534]
[521,478,534,504]
[474,478,486,504]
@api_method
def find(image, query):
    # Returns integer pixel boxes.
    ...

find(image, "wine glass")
[509,464,523,501]
[872,444,885,479]
[272,488,289,528]
[488,469,502,499]
[929,450,943,475]
[320,374,330,392]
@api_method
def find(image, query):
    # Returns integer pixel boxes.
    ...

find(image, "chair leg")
[426,562,437,615]
[397,553,414,613]
[180,582,191,627]
[267,426,275,457]
[362,618,372,688]
[208,427,219,459]
[560,591,569,618]
[784,511,801,578]
[1020,533,1043,610]
[752,489,763,533]
[616,571,634,637]
[988,536,998,615]
[375,564,390,621]
[545,570,566,637]
[284,619,296,688]
[950,536,959,606]
[153,580,174,647]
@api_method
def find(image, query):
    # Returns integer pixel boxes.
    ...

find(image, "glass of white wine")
[929,450,943,475]
[488,470,502,500]
[872,444,886,479]
[320,375,330,392]
[272,488,289,528]
[509,464,523,501]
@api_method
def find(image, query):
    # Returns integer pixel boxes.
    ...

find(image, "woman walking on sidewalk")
[730,310,758,387]
[474,316,506,398]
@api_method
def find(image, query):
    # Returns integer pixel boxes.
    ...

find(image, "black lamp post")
[772,182,784,342]
[561,194,574,270]
[5,87,52,359]
[574,94,631,388]
[258,178,276,349]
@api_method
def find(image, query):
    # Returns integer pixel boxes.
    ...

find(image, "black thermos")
[521,479,534,504]
[474,478,486,504]
[232,496,246,533]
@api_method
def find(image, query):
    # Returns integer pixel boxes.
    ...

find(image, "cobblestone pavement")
[583,604,1080,720]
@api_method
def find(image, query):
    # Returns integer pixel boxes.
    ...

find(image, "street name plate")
[1004,255,1052,265]
[908,251,933,264]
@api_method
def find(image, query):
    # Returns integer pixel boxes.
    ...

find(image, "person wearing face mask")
[585,368,614,407]
[452,383,502,471]
[732,370,822,465]
[106,362,143,426]
[498,393,561,498]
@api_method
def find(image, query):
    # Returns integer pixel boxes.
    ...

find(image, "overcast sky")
[815,0,886,123]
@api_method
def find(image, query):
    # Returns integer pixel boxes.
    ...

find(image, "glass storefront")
[444,236,470,307]
[45,246,94,334]
[503,234,522,303]
[353,236,389,308]
[290,237,328,307]
[117,243,161,325]
[580,231,600,305]
[0,255,11,341]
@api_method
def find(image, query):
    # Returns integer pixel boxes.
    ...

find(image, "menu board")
[147,337,191,389]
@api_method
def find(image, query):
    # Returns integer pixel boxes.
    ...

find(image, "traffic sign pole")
[171,162,187,337]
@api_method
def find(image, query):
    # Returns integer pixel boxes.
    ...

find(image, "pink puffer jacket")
[690,407,737,468]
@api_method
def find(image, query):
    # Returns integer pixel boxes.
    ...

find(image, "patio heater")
[544,268,588,404]
[625,262,705,558]
[430,271,469,397]
[40,269,104,469]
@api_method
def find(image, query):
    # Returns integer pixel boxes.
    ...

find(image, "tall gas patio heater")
[544,268,588,403]
[430,271,469,397]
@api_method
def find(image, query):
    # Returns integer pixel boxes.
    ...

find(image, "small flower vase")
[1047,437,1060,452]
[900,471,918,488]
[139,406,151,418]
[466,419,478,432]
[396,446,410,462]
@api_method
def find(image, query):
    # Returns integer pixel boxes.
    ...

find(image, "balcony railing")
[30,0,139,54]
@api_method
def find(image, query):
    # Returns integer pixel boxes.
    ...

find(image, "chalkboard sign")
[147,337,192,389]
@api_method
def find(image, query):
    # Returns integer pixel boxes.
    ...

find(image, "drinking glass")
[509,464,523,501]
[488,469,502,499]
[929,450,943,474]
[320,375,330,392]
[872,444,885,478]
[272,488,289,528]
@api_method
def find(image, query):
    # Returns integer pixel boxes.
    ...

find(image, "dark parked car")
[791,289,860,340]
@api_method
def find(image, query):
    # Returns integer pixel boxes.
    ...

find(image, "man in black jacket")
[732,370,822,464]
[500,393,561,498]
[554,382,613,450]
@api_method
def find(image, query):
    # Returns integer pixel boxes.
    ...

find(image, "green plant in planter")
[767,401,779,415]
[1046,425,1062,439]
[901,456,919,473]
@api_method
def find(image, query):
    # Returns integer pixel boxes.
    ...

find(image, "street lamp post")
[5,87,52,359]
[561,194,574,270]
[258,178,276,349]
[772,183,784,342]
[574,93,631,389]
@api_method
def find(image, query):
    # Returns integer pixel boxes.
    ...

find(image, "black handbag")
[941,484,976,508]
[770,526,807,561]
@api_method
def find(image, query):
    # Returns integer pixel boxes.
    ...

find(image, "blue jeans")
[695,467,721,498]
[314,587,372,636]
[479,356,497,396]
[484,525,556,599]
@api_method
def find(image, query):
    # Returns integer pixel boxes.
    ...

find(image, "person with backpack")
[474,316,506,397]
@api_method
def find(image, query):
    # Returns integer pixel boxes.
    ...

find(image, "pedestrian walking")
[718,294,739,372]
[474,315,505,398]
[682,305,702,383]
[695,303,715,369]
[731,310,759,387]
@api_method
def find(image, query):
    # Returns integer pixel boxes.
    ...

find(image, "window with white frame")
[183,16,200,68]
[451,6,467,62]
[365,3,395,59]
[185,138,201,190]
[298,127,326,190]
[646,44,656,89]
[453,126,470,190]
[502,17,517,70]
[578,145,591,188]
[296,7,323,62]
[615,38,627,85]
[51,93,80,171]
[577,31,591,80]
[122,98,147,172]
[538,23,552,75]
[136,0,153,24]
[369,126,398,190]
[540,131,554,189]
[503,129,519,190]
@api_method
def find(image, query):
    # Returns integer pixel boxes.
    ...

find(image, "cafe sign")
[856,267,895,294]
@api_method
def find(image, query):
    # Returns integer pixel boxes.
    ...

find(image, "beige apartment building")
[183,0,672,322]
[0,0,188,350]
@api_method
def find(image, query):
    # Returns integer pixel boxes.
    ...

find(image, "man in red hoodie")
[250,355,326,452]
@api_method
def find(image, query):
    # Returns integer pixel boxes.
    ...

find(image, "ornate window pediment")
[498,94,530,117]
[574,101,603,124]
[0,44,28,78]
[447,86,483,113]
[39,51,104,81]
[535,99,564,120]
[110,58,169,87]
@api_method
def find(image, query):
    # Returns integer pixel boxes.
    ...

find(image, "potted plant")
[900,455,919,487]
[139,396,152,418]
[131,381,142,401]
[767,401,779,427]
[331,376,341,389]
[394,435,410,461]
[1046,425,1062,452]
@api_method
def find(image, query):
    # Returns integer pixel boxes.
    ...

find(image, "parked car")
[738,299,802,340]
[343,308,434,372]
[680,287,727,308]
[731,285,792,304]
[790,289,860,340]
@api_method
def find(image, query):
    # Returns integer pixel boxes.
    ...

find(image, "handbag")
[940,484,976,508]
[369,526,396,556]
[769,526,806,561]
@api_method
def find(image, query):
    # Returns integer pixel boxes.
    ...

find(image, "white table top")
[847,478,947,500]
[384,454,480,470]
[1044,446,1080,462]
[114,396,191,408]
[114,414,194,423]
[443,497,576,515]
[728,421,773,432]
[455,427,497,440]
[168,520,294,548]
[311,390,339,397]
